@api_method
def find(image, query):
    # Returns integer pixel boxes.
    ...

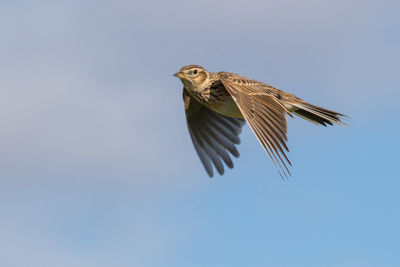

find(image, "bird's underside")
[176,65,346,178]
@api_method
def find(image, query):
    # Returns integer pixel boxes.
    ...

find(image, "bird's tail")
[289,101,346,126]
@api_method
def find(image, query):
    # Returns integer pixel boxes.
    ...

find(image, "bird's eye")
[193,69,198,75]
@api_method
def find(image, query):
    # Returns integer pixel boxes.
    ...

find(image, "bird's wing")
[183,89,245,177]
[219,72,292,178]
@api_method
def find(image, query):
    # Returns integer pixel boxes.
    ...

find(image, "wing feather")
[219,72,292,178]
[183,89,245,177]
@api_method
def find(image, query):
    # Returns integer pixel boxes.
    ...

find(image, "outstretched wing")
[183,89,245,177]
[219,72,292,178]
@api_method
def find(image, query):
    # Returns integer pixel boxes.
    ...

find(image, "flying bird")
[174,65,346,178]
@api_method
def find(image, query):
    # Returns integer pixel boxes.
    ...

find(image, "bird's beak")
[173,72,185,78]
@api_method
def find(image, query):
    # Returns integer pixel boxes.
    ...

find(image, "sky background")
[1,0,400,266]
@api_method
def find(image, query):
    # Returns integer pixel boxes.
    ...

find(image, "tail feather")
[291,102,346,127]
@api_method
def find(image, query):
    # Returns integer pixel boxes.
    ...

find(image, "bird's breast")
[206,95,244,119]
[206,80,244,119]
[186,79,244,119]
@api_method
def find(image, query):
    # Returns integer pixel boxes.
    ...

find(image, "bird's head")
[173,65,208,91]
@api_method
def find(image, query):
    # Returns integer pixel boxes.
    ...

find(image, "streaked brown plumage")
[174,65,346,178]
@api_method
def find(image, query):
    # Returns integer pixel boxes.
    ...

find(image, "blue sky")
[1,0,399,266]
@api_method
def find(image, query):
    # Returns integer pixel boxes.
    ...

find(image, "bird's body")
[174,65,346,178]
[188,76,243,118]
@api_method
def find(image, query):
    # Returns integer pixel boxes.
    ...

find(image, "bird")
[173,65,346,178]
